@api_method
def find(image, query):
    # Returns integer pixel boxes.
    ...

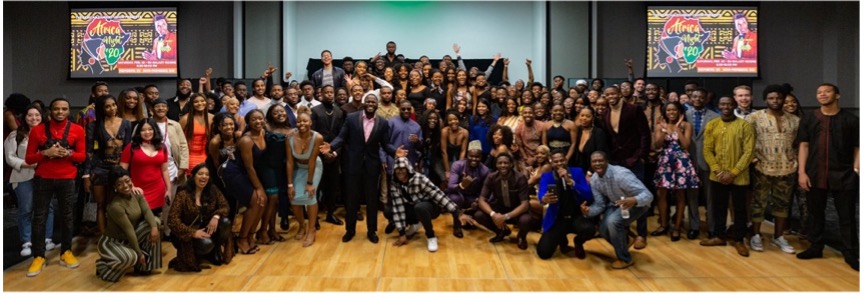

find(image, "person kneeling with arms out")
[536,150,595,260]
[583,151,654,269]
[391,155,463,252]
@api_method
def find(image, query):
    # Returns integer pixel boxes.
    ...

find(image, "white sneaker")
[406,224,420,237]
[20,242,32,257]
[772,236,796,254]
[427,237,438,252]
[750,234,764,252]
[45,239,56,251]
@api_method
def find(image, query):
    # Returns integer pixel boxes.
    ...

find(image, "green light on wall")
[379,1,434,11]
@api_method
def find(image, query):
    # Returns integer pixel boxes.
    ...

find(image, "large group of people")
[3,41,859,283]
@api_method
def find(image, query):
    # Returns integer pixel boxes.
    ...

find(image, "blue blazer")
[538,167,592,232]
[329,112,396,175]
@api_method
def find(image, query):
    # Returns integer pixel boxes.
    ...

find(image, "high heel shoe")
[294,227,307,240]
[650,226,669,236]
[671,228,681,242]
[303,231,316,247]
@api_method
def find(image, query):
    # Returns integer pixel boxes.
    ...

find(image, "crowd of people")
[3,41,859,283]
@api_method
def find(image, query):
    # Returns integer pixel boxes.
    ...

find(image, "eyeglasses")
[400,108,412,111]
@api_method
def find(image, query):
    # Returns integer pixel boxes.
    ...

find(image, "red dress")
[120,144,168,210]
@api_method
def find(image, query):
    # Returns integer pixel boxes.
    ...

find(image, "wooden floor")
[3,208,860,292]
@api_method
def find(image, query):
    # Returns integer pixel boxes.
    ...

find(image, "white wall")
[284,1,544,84]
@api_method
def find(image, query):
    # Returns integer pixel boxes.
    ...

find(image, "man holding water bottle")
[584,151,654,269]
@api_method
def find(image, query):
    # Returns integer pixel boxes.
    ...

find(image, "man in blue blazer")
[536,151,594,259]
[321,93,406,244]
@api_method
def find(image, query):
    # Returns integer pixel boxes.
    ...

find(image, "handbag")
[82,193,97,222]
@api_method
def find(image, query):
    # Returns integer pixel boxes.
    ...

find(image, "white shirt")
[157,121,179,181]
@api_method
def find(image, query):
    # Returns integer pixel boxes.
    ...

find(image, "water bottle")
[620,196,630,219]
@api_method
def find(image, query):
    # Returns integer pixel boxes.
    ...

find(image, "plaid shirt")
[390,157,458,232]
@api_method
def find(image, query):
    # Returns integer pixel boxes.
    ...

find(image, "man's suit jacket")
[601,102,650,167]
[311,104,345,142]
[685,107,720,171]
[329,111,396,175]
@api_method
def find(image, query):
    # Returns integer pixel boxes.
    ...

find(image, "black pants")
[171,217,232,256]
[319,160,342,214]
[345,165,380,234]
[404,201,441,238]
[536,215,597,259]
[32,178,76,257]
[806,188,859,259]
[711,181,747,241]
[473,209,537,238]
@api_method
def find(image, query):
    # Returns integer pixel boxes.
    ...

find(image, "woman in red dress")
[121,118,171,215]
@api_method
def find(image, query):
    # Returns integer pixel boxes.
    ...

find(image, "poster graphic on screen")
[70,8,177,78]
[646,7,758,78]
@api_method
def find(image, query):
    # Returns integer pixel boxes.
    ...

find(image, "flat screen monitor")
[646,6,758,78]
[70,7,178,78]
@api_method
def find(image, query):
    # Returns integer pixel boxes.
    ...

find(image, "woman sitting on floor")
[167,163,233,272]
[95,167,161,282]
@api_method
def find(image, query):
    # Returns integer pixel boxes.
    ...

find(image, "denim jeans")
[626,162,649,238]
[14,180,55,244]
[599,205,649,263]
[31,178,76,257]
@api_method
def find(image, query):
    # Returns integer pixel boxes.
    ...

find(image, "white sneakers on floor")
[21,239,59,257]
[427,237,438,252]
[45,239,56,251]
[772,236,796,254]
[20,242,32,257]
[751,234,796,254]
[750,234,764,252]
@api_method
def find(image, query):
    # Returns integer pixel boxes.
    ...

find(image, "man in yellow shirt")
[699,96,755,257]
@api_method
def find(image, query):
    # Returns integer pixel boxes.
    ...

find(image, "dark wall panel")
[3,1,234,107]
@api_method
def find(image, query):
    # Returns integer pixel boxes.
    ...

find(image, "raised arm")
[526,59,535,87]
[502,58,510,83]
[484,53,501,78]
[453,43,466,71]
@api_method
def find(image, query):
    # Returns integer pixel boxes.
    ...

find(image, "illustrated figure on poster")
[142,15,176,61]
[722,13,757,60]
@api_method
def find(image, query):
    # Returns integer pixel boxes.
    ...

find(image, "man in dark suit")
[321,92,406,244]
[685,88,719,240]
[600,85,651,249]
[311,85,346,226]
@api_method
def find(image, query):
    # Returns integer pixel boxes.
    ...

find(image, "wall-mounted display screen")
[646,7,758,78]
[70,8,178,78]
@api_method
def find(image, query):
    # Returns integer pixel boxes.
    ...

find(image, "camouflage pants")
[751,171,794,222]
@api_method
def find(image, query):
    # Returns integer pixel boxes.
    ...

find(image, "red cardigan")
[25,119,87,179]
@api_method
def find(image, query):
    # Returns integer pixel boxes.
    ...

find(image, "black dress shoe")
[325,214,344,225]
[574,243,586,259]
[357,211,365,221]
[489,230,507,243]
[280,217,289,230]
[650,227,669,236]
[367,232,379,244]
[452,224,464,238]
[342,232,355,243]
[796,248,823,260]
[687,230,699,240]
[671,229,681,242]
[517,237,528,250]
[385,223,396,234]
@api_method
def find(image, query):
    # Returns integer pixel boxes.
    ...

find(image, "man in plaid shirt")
[390,156,463,252]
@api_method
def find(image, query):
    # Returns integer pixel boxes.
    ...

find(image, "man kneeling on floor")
[536,150,595,260]
[391,156,463,252]
[584,151,654,269]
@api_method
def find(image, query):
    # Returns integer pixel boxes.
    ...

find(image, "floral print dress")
[654,131,700,189]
